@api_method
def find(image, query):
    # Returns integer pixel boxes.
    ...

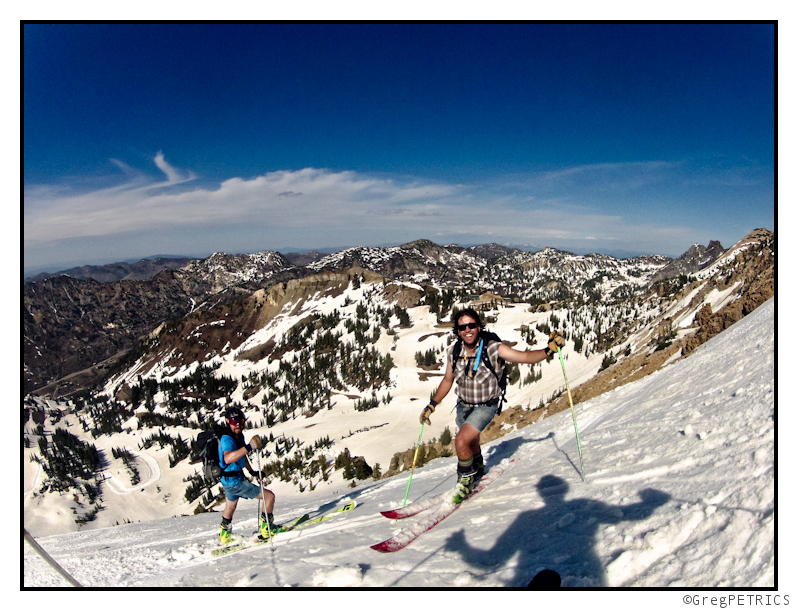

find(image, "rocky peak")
[651,239,727,283]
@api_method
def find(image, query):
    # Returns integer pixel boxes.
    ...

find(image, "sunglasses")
[228,417,245,425]
[457,322,479,331]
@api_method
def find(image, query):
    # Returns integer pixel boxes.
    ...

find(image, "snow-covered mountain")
[24,235,722,395]
[23,230,774,545]
[175,250,295,295]
[23,298,775,587]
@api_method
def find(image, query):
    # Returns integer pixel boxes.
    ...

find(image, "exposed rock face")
[683,230,774,355]
[652,239,726,282]
[24,251,299,395]
[23,274,198,395]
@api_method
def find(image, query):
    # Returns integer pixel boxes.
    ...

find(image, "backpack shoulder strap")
[451,339,463,365]
[481,335,505,381]
[215,427,241,471]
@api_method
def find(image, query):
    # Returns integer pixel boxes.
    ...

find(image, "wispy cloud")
[25,153,755,268]
[24,159,464,244]
[153,150,190,184]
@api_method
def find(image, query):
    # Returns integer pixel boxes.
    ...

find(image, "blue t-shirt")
[218,434,246,486]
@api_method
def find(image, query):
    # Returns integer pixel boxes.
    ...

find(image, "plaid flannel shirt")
[448,340,504,405]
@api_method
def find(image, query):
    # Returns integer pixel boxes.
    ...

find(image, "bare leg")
[222,498,238,521]
[259,489,275,515]
[455,424,481,461]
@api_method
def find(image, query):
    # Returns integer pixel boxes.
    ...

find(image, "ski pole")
[557,347,585,482]
[256,450,274,551]
[402,423,424,507]
[24,528,83,587]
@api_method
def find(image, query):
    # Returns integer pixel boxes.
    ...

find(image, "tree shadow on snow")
[444,475,670,587]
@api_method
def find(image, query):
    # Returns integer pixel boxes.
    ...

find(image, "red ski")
[371,461,513,553]
[380,491,449,519]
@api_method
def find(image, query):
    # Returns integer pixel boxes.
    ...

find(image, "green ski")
[211,513,310,557]
[290,500,357,531]
[211,501,357,557]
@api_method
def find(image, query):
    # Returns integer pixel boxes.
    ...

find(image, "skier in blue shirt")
[218,406,278,543]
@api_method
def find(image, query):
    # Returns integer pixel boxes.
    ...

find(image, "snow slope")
[24,298,776,589]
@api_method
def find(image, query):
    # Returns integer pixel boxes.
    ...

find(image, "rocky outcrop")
[23,274,198,395]
[681,229,774,354]
[652,239,726,283]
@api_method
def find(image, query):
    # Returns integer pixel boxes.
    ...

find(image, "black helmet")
[225,406,245,420]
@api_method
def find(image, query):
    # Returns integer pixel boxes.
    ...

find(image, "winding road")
[103,448,162,494]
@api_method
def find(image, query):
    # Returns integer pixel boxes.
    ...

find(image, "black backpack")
[451,330,508,415]
[196,428,243,483]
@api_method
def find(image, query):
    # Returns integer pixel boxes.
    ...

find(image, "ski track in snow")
[24,463,42,498]
[103,448,162,494]
[24,299,777,589]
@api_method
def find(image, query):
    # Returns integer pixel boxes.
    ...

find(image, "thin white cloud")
[23,154,712,267]
[153,150,194,184]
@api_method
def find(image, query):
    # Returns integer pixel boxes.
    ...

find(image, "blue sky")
[23,23,774,272]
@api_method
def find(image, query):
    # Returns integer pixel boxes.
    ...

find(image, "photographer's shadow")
[444,474,670,587]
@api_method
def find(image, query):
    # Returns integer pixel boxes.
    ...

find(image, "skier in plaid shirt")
[420,308,565,503]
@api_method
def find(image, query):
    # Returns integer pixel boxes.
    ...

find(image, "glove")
[544,331,565,358]
[420,401,437,425]
[246,435,261,452]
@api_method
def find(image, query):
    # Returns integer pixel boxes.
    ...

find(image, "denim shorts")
[455,400,500,432]
[222,478,261,502]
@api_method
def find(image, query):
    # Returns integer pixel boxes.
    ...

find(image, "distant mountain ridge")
[25,257,197,284]
[282,250,328,266]
[467,242,526,260]
[23,233,763,396]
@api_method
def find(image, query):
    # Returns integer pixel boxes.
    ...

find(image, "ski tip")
[380,509,401,519]
[370,542,398,553]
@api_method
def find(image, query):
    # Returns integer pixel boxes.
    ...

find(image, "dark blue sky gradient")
[24,23,775,270]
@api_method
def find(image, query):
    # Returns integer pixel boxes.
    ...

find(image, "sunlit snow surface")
[24,300,774,588]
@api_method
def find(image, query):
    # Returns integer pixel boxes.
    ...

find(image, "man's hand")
[420,401,437,425]
[544,331,565,358]
[246,434,261,453]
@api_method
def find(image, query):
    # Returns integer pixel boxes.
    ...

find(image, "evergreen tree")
[440,426,452,446]
[354,457,373,480]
